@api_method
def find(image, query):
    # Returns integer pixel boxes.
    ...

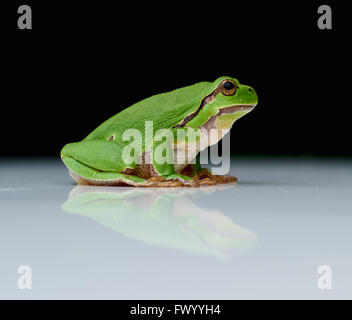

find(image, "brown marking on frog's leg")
[134,164,159,179]
[134,151,159,179]
[121,167,136,175]
[196,168,212,178]
[180,164,197,178]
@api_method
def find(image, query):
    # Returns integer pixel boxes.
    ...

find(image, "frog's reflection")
[62,186,257,259]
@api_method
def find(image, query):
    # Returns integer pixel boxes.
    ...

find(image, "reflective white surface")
[0,158,351,299]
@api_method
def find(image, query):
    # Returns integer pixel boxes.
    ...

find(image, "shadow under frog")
[62,186,258,259]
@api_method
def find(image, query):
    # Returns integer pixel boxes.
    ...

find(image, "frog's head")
[182,76,258,130]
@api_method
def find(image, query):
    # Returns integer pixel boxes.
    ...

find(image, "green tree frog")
[61,76,258,187]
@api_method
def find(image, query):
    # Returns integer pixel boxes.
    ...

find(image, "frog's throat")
[201,104,256,131]
[173,87,220,128]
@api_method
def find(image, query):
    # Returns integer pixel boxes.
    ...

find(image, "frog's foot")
[166,174,199,187]
[146,174,199,187]
[181,164,237,186]
[145,170,237,187]
[196,168,238,186]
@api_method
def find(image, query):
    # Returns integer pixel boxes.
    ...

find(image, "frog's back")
[85,81,214,141]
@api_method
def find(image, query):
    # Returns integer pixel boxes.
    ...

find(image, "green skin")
[61,76,258,186]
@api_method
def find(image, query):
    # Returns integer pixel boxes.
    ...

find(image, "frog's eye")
[219,79,237,96]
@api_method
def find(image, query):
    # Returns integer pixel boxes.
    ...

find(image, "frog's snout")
[244,85,258,106]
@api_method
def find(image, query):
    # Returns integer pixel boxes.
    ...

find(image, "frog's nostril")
[248,88,252,92]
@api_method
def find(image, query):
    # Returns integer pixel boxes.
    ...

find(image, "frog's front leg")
[152,127,200,183]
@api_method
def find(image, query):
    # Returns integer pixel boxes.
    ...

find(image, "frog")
[61,76,258,187]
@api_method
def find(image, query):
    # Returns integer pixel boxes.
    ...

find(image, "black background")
[2,1,350,157]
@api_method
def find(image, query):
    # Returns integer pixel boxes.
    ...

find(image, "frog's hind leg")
[61,140,147,186]
[62,156,147,186]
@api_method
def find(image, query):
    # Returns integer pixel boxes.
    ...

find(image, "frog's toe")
[166,174,195,182]
[163,174,201,187]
